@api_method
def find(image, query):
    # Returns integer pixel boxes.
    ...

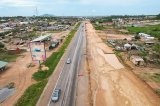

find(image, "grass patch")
[0,52,19,62]
[46,30,62,33]
[15,22,81,106]
[114,51,132,70]
[139,73,160,83]
[139,73,152,81]
[127,24,160,38]
[15,79,47,106]
[93,24,106,30]
[150,73,160,83]
[155,89,160,95]
[32,71,48,81]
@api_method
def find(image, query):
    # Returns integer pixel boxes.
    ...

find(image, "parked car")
[52,89,61,102]
[66,58,71,64]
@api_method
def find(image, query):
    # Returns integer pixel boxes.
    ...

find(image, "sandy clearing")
[104,54,124,69]
[86,21,160,106]
[106,34,132,40]
[96,31,132,40]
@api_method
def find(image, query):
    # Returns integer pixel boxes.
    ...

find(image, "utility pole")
[35,7,39,16]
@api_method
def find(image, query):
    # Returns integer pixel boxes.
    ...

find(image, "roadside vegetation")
[155,89,160,95]
[115,51,133,70]
[139,73,160,83]
[15,80,47,106]
[15,22,80,106]
[139,73,160,95]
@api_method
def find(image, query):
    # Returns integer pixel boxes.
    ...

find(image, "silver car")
[52,89,61,102]
[66,58,71,64]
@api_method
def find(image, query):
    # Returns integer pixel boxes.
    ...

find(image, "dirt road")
[0,31,69,106]
[86,22,160,106]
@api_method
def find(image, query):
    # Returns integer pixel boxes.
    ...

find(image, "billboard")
[29,42,46,61]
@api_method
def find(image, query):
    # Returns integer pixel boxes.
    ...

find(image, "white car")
[52,89,61,102]
[66,58,71,64]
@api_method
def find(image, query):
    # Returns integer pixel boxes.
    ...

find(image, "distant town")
[0,14,160,106]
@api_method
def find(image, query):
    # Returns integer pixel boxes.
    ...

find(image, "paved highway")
[48,22,85,106]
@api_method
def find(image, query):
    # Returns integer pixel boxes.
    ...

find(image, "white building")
[3,27,13,31]
[20,22,29,25]
[138,33,154,41]
[138,33,150,37]
[124,43,131,50]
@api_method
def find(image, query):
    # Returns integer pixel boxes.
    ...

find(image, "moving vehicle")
[51,89,61,102]
[66,58,71,64]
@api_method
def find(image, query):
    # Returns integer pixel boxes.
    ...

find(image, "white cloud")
[79,0,140,5]
[48,0,142,6]
[0,0,38,7]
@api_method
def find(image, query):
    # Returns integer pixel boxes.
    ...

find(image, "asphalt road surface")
[48,22,85,106]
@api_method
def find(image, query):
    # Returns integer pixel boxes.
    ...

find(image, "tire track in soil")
[86,45,93,106]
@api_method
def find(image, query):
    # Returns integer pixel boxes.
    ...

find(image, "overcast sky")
[0,0,160,16]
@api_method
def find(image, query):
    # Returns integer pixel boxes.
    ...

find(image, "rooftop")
[130,56,144,61]
[0,61,8,68]
[32,35,51,42]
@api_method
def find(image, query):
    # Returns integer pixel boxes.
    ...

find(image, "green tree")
[0,42,4,48]
[135,35,140,40]
[156,13,160,20]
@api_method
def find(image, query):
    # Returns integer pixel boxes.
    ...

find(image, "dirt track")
[86,22,160,106]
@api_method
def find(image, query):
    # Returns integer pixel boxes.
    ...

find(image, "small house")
[138,33,150,38]
[130,55,144,66]
[144,37,155,41]
[3,27,13,31]
[124,43,131,50]
[145,41,155,45]
[139,33,154,41]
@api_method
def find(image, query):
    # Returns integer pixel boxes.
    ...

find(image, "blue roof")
[0,61,8,68]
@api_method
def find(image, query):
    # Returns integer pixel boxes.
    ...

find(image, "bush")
[135,35,140,40]
[155,89,160,95]
[0,31,11,37]
[158,37,160,41]
[7,82,15,89]
[0,42,4,48]
[153,44,160,54]
[151,73,160,83]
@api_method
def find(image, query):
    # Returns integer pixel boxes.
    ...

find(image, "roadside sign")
[29,42,46,61]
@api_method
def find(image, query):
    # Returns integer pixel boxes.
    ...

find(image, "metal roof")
[130,56,144,61]
[0,61,8,68]
[32,35,51,42]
